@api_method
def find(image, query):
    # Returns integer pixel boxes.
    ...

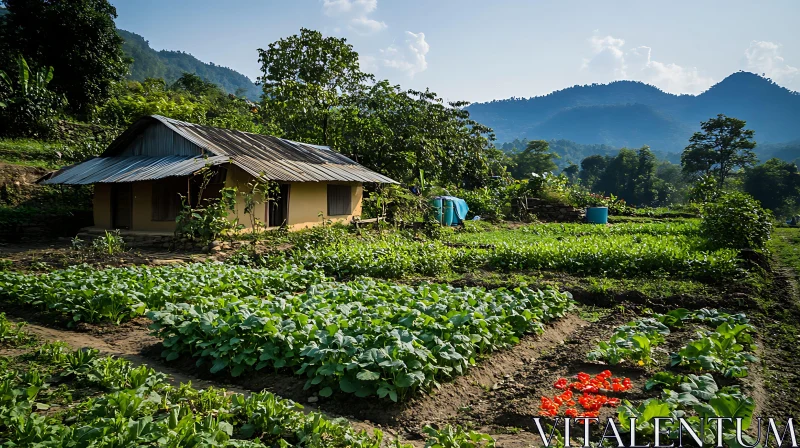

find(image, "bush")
[700,191,773,250]
[459,186,506,221]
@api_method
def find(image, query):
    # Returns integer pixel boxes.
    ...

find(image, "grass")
[0,139,66,169]
[769,227,800,273]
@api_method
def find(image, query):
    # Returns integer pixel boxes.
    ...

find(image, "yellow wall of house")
[93,183,112,229]
[92,168,363,233]
[131,181,178,232]
[224,165,363,231]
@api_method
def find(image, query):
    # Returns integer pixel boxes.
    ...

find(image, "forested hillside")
[468,72,800,153]
[118,29,261,100]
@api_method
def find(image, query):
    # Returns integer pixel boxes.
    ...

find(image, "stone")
[307,396,318,403]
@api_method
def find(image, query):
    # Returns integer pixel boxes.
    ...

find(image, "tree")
[257,29,500,187]
[593,146,659,206]
[681,114,757,188]
[0,0,127,117]
[0,55,64,137]
[562,163,579,183]
[743,158,800,217]
[257,28,370,146]
[510,140,559,178]
[579,154,609,188]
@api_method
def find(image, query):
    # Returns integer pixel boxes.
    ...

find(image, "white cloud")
[358,54,378,73]
[348,16,387,35]
[322,0,377,17]
[745,41,798,83]
[581,35,714,94]
[381,31,429,77]
[322,0,385,35]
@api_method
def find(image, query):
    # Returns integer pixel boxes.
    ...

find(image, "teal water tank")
[443,200,455,226]
[586,206,609,224]
[431,198,443,224]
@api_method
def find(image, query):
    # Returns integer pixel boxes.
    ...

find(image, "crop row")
[148,280,575,401]
[288,232,740,281]
[0,338,388,447]
[0,263,325,323]
[588,308,756,377]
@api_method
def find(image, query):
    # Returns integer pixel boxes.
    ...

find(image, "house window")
[152,178,184,221]
[327,184,352,216]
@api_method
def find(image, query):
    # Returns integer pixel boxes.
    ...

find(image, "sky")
[109,0,800,103]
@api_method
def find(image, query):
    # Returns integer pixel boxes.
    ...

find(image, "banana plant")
[0,55,55,106]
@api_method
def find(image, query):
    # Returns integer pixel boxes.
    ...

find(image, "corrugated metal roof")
[40,155,230,185]
[95,115,398,184]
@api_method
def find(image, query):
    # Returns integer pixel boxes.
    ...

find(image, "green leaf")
[356,370,381,381]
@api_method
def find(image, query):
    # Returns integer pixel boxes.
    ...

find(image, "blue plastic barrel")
[586,206,609,224]
[431,198,443,224]
[443,200,455,226]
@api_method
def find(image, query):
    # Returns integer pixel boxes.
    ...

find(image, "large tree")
[0,0,127,117]
[257,29,500,187]
[594,146,659,206]
[257,28,371,146]
[743,158,800,217]
[509,140,559,178]
[681,114,757,188]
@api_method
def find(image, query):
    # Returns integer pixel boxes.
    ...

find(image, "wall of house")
[92,181,178,233]
[92,168,364,233]
[131,181,179,232]
[286,182,363,229]
[224,165,363,231]
[93,183,112,229]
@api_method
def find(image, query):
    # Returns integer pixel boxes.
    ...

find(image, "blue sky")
[110,0,800,103]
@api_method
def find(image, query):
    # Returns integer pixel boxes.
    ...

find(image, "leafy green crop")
[670,322,758,377]
[285,222,741,282]
[0,343,392,447]
[619,373,758,447]
[149,280,574,401]
[0,263,325,324]
[587,318,670,366]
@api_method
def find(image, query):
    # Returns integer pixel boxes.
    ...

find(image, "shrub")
[459,186,506,221]
[700,191,772,250]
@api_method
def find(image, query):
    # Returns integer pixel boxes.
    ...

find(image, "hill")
[118,29,261,101]
[467,73,800,154]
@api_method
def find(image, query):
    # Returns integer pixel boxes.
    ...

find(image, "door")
[266,184,290,227]
[111,184,133,230]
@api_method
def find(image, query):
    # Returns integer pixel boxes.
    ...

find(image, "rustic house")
[40,115,396,232]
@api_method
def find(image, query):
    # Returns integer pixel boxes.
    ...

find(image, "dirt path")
[753,263,800,420]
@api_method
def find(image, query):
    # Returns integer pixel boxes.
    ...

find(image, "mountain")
[118,29,261,100]
[467,73,800,155]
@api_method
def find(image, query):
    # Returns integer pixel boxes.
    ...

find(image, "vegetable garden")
[0,219,796,447]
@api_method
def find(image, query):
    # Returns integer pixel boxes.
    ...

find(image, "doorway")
[266,184,289,227]
[111,184,133,229]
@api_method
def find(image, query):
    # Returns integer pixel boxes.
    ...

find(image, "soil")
[0,240,214,272]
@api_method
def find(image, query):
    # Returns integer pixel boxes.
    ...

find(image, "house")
[40,115,397,232]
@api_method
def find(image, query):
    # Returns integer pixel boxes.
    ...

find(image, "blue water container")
[443,200,455,226]
[431,198,443,224]
[586,206,609,224]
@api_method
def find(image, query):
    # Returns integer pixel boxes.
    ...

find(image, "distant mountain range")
[118,29,261,100]
[466,73,800,156]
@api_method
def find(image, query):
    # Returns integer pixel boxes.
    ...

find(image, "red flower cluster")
[539,370,632,419]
